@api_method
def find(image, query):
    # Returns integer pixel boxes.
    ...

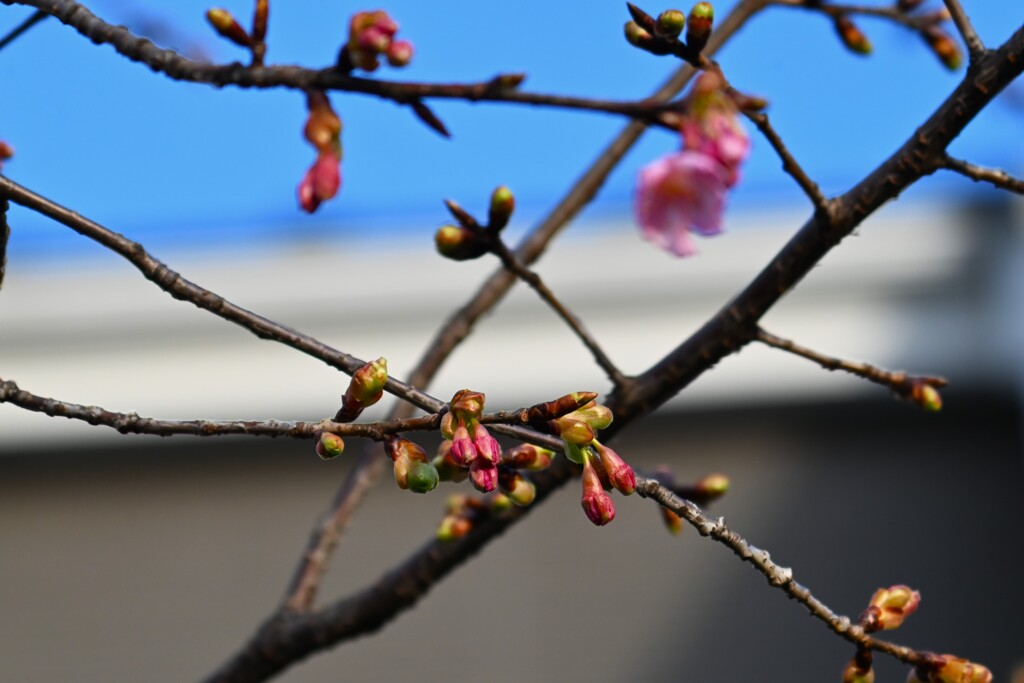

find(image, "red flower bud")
[470,459,498,493]
[594,442,636,495]
[449,424,477,467]
[298,151,341,213]
[581,452,616,526]
[386,39,414,67]
[472,422,501,463]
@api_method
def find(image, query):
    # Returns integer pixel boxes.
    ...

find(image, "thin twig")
[635,476,926,665]
[0,376,567,447]
[745,111,832,216]
[490,240,628,387]
[273,0,770,620]
[941,153,1024,194]
[755,327,946,396]
[0,175,442,414]
[942,0,985,61]
[1,0,685,129]
[0,8,46,51]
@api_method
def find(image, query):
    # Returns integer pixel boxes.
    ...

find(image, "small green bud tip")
[918,384,943,412]
[690,2,713,21]
[407,461,439,493]
[624,21,651,47]
[490,493,513,512]
[699,473,729,496]
[655,9,685,39]
[316,433,345,460]
[490,186,514,211]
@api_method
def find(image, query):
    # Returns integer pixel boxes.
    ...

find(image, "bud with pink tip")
[449,424,477,467]
[470,459,498,493]
[386,39,414,67]
[472,422,501,463]
[580,451,615,526]
[593,442,636,495]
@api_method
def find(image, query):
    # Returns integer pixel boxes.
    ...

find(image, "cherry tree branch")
[942,0,985,61]
[0,174,445,414]
[745,111,831,215]
[634,476,926,665]
[767,0,947,31]
[489,239,628,387]
[755,327,946,398]
[0,377,567,448]
[941,153,1024,194]
[0,7,45,51]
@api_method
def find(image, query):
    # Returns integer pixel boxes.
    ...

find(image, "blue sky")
[1,1,1020,259]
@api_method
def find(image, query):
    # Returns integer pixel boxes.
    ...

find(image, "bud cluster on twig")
[337,10,413,74]
[624,2,715,65]
[205,0,270,66]
[298,91,343,214]
[434,186,516,261]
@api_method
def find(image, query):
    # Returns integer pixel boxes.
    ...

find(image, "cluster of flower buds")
[532,393,636,526]
[298,91,342,214]
[437,389,504,492]
[335,357,388,422]
[635,69,751,257]
[859,584,921,632]
[624,3,715,59]
[434,186,515,261]
[908,654,992,683]
[205,0,269,65]
[386,436,439,493]
[0,141,13,172]
[339,10,413,73]
[314,430,345,460]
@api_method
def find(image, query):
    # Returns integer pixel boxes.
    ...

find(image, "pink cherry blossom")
[684,113,750,187]
[635,150,729,257]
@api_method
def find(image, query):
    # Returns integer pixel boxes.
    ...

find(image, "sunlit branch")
[941,153,1024,194]
[942,0,985,61]
[635,476,926,665]
[745,111,831,216]
[0,197,8,291]
[0,7,45,51]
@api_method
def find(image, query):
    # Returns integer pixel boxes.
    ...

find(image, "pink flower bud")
[298,151,341,214]
[581,453,615,526]
[594,442,636,495]
[433,441,470,483]
[472,422,501,463]
[449,424,477,467]
[386,39,414,67]
[357,26,391,53]
[469,459,498,493]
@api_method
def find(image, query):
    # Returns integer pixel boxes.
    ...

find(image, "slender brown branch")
[490,240,628,387]
[635,476,926,665]
[0,7,45,51]
[941,153,1024,194]
[0,174,444,415]
[942,0,985,61]
[745,111,832,216]
[755,327,946,397]
[0,376,568,449]
[1,0,682,129]
[273,0,770,623]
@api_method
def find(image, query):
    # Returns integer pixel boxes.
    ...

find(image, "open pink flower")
[635,150,729,257]
[298,151,341,213]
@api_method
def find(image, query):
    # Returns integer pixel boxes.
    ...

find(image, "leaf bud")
[252,0,269,43]
[498,470,536,506]
[527,391,599,425]
[315,431,345,460]
[437,514,472,541]
[553,417,595,445]
[685,3,714,53]
[345,357,388,409]
[435,225,486,261]
[910,381,943,412]
[655,9,686,39]
[500,443,554,471]
[843,657,875,683]
[487,185,516,231]
[407,460,440,493]
[922,26,962,70]
[660,507,684,535]
[861,585,921,632]
[834,15,872,55]
[624,21,655,50]
[697,473,730,499]
[206,8,252,48]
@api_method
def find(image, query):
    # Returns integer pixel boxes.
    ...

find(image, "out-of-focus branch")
[941,153,1024,194]
[755,328,946,403]
[767,0,947,31]
[942,0,985,61]
[489,239,628,387]
[634,476,926,665]
[745,111,831,216]
[0,7,45,51]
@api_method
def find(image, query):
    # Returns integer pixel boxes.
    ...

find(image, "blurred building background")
[1,1,1023,681]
